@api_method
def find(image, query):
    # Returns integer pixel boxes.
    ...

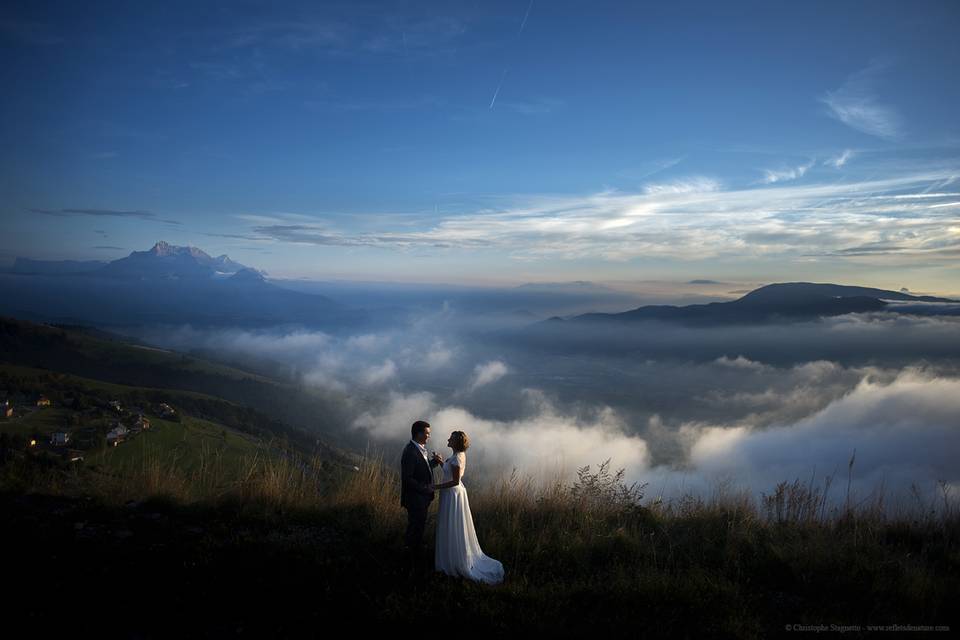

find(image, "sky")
[1,0,959,292]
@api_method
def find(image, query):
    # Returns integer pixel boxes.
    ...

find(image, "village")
[0,387,178,464]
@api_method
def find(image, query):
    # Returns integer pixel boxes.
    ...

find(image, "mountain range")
[13,241,260,280]
[0,241,358,329]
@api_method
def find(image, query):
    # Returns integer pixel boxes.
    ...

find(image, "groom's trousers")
[404,501,428,553]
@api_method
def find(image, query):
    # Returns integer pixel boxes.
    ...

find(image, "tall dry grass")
[6,441,958,632]
[6,440,959,545]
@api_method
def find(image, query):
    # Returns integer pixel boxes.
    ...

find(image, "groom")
[400,420,443,569]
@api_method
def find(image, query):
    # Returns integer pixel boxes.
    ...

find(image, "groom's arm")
[401,448,433,496]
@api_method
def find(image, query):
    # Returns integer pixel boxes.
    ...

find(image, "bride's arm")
[432,464,461,490]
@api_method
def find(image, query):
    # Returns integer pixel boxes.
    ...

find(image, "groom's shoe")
[405,548,432,577]
[404,547,423,575]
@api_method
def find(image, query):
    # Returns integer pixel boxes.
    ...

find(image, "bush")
[568,458,648,521]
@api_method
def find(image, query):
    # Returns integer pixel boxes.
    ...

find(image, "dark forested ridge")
[0,315,355,453]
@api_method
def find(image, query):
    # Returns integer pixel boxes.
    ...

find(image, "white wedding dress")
[434,451,504,585]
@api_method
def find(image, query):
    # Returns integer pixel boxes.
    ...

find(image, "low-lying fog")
[116,280,960,512]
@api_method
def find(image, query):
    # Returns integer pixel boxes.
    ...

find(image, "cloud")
[194,14,466,59]
[423,340,455,370]
[115,306,960,510]
[237,330,334,355]
[713,355,770,371]
[643,177,721,195]
[243,165,960,262]
[825,149,855,168]
[675,369,960,507]
[469,360,509,390]
[346,333,391,351]
[762,160,814,184]
[30,208,181,225]
[820,62,901,139]
[352,389,650,482]
[349,367,960,509]
[361,359,397,385]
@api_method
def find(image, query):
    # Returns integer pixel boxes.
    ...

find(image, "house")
[2,403,12,418]
[108,400,122,413]
[50,432,71,446]
[159,402,176,418]
[106,425,128,446]
[134,414,151,430]
[36,396,51,407]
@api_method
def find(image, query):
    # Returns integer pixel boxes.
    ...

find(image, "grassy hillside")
[0,361,323,451]
[2,315,957,636]
[3,451,957,637]
[1,350,358,501]
[86,414,263,474]
[0,315,356,451]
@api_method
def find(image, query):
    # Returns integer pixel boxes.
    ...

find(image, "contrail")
[519,0,535,34]
[489,1,534,110]
[489,68,508,109]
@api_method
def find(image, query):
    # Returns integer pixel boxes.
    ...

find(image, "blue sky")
[2,0,959,292]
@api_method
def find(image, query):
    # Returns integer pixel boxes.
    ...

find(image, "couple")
[400,420,504,585]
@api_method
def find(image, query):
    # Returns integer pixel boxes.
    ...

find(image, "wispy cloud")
[196,15,466,58]
[361,359,398,386]
[359,16,466,55]
[244,166,960,263]
[825,149,855,168]
[30,208,181,225]
[469,360,509,391]
[616,157,686,183]
[202,232,267,241]
[643,177,721,195]
[762,160,815,184]
[820,62,901,139]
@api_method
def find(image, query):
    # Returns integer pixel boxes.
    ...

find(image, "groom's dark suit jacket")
[400,441,440,510]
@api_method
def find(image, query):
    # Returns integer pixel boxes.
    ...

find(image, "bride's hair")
[450,430,470,452]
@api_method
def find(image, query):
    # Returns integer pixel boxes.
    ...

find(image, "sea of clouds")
[125,307,960,512]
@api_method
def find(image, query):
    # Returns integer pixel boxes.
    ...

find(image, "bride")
[431,430,504,585]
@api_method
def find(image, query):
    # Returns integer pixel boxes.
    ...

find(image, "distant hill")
[563,282,959,327]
